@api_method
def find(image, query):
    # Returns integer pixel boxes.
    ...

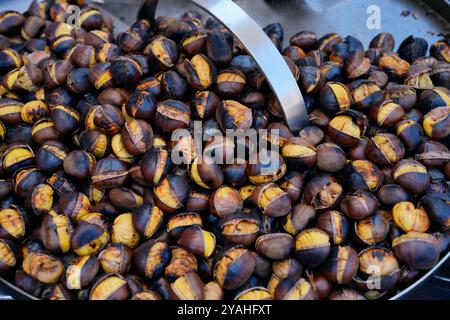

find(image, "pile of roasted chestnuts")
[0,0,449,300]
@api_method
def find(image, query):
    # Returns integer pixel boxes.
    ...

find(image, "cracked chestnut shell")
[30,183,54,215]
[153,174,190,213]
[121,119,154,156]
[392,201,430,233]
[124,90,156,120]
[392,232,440,270]
[379,52,410,79]
[283,203,316,236]
[22,251,64,284]
[321,246,358,284]
[355,247,400,291]
[219,213,260,247]
[165,247,198,282]
[140,147,171,185]
[256,233,294,260]
[251,183,291,218]
[40,213,73,254]
[349,80,384,111]
[144,35,179,70]
[13,167,46,198]
[315,210,349,245]
[88,62,115,90]
[216,69,246,98]
[98,243,133,275]
[134,240,170,279]
[58,191,90,221]
[319,82,352,116]
[2,143,35,175]
[182,54,217,90]
[132,204,165,239]
[89,273,130,300]
[277,171,304,204]
[282,137,317,171]
[369,100,405,128]
[213,246,255,290]
[209,185,242,218]
[395,119,423,151]
[178,226,216,258]
[354,211,390,245]
[71,222,109,256]
[295,228,331,268]
[393,159,430,195]
[340,190,379,220]
[365,133,405,167]
[170,271,204,300]
[0,239,20,273]
[216,100,252,132]
[167,212,202,239]
[327,110,367,147]
[246,150,286,185]
[66,255,99,290]
[155,99,191,132]
[110,56,142,87]
[0,205,32,241]
[274,277,315,300]
[343,160,383,192]
[92,155,129,189]
[303,174,343,210]
[111,213,141,249]
[423,106,450,140]
[189,155,224,189]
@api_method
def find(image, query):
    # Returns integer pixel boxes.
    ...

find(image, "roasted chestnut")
[66,255,99,290]
[213,246,255,290]
[251,183,291,218]
[393,159,430,195]
[295,228,330,268]
[321,246,358,284]
[98,243,133,275]
[392,232,440,270]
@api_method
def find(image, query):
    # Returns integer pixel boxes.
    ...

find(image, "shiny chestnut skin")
[213,246,255,290]
[256,233,294,260]
[153,174,190,213]
[377,184,411,207]
[295,228,331,268]
[134,240,170,280]
[365,133,405,167]
[420,193,450,230]
[140,147,171,185]
[315,210,349,245]
[124,90,156,120]
[340,190,379,220]
[392,232,440,270]
[393,159,430,195]
[343,160,383,192]
[282,203,316,236]
[63,150,95,180]
[321,246,358,284]
[303,174,343,210]
[89,273,130,300]
[91,155,128,189]
[316,143,346,173]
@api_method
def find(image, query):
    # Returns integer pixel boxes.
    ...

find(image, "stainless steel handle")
[138,0,309,133]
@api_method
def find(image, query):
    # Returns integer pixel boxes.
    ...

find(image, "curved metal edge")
[0,277,38,300]
[390,250,450,300]
[138,0,309,133]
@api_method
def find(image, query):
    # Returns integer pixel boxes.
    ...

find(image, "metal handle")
[139,0,309,133]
